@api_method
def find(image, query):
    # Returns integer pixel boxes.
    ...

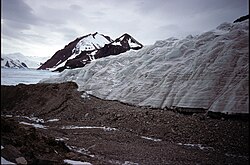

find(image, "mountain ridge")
[1,53,49,69]
[38,32,143,72]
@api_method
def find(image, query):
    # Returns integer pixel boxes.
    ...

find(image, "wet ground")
[1,82,249,164]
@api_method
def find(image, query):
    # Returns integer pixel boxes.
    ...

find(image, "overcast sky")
[1,0,249,57]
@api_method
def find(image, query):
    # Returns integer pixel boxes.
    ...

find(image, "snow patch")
[81,92,90,99]
[20,116,45,123]
[111,41,122,46]
[46,119,59,122]
[177,143,214,151]
[55,60,62,65]
[1,157,16,165]
[55,137,69,141]
[141,136,162,142]
[52,59,68,70]
[66,145,95,158]
[19,122,47,129]
[122,161,139,165]
[2,114,13,118]
[128,38,141,48]
[61,126,117,131]
[64,159,92,165]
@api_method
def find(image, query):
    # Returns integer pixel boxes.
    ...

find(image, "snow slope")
[73,33,112,56]
[40,20,249,114]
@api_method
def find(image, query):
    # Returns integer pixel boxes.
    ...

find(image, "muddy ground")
[1,82,249,165]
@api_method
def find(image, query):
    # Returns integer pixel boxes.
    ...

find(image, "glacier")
[1,68,59,85]
[41,20,249,114]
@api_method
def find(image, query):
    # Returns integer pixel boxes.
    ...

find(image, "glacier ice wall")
[41,20,249,114]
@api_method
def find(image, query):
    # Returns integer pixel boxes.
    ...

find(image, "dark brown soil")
[1,82,249,165]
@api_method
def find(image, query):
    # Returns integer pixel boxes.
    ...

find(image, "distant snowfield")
[41,20,249,114]
[1,68,59,85]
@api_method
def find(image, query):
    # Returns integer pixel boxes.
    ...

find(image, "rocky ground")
[1,82,249,165]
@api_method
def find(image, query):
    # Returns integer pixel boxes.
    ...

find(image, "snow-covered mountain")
[1,53,49,69]
[38,32,143,72]
[1,57,27,69]
[40,19,249,114]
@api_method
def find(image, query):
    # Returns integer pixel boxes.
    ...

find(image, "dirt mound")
[1,82,249,164]
[1,82,85,118]
[1,117,70,164]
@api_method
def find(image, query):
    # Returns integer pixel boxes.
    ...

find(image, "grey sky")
[1,0,249,57]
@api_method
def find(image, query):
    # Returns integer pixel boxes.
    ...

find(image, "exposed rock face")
[38,32,143,72]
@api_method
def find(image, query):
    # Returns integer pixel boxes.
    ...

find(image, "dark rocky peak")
[111,33,143,50]
[233,14,249,23]
[93,32,98,37]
